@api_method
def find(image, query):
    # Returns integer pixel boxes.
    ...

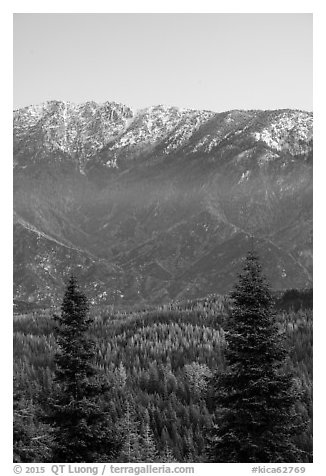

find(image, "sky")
[13,13,312,112]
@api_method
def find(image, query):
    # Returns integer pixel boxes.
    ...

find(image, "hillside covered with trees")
[14,282,312,462]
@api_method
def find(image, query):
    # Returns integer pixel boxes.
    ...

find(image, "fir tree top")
[57,275,91,331]
[231,250,272,310]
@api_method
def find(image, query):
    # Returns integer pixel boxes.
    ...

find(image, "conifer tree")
[117,400,143,462]
[160,444,178,463]
[45,276,120,462]
[207,250,306,462]
[14,377,51,462]
[140,423,158,462]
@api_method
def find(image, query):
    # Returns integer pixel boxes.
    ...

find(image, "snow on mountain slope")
[14,100,133,168]
[14,101,313,168]
[13,101,313,307]
[252,110,313,155]
[106,105,217,158]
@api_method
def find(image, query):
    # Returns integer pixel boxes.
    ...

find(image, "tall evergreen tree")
[45,276,120,462]
[140,423,158,462]
[117,400,142,463]
[207,250,306,462]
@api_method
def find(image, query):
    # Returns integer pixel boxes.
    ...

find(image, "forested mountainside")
[13,292,312,462]
[14,101,312,308]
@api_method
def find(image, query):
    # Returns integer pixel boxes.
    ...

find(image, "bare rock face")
[13,101,313,309]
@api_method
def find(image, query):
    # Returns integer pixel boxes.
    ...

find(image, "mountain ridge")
[13,100,313,309]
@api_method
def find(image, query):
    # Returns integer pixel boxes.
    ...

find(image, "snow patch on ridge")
[108,106,216,155]
[252,111,313,155]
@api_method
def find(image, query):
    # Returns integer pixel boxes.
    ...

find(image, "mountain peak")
[14,99,134,167]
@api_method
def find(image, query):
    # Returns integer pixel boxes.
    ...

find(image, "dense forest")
[13,285,312,463]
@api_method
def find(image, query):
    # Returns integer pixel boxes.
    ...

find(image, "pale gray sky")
[13,13,312,112]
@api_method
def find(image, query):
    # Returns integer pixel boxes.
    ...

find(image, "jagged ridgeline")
[14,293,312,462]
[14,101,312,308]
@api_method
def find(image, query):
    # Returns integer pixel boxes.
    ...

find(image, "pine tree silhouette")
[207,250,307,462]
[46,275,120,462]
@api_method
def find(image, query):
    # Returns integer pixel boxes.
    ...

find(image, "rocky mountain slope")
[13,100,313,309]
